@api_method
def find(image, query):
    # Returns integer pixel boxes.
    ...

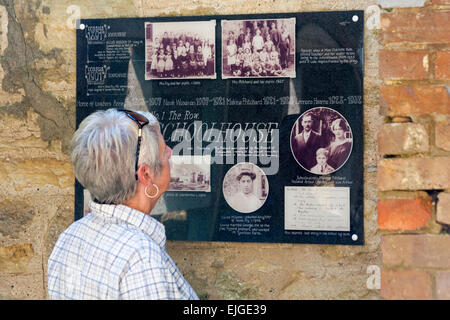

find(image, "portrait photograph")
[290,107,353,174]
[168,155,211,192]
[221,18,296,79]
[145,20,217,80]
[223,162,269,213]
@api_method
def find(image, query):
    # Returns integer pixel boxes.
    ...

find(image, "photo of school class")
[221,18,296,78]
[145,20,216,80]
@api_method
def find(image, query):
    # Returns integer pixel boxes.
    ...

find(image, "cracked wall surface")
[0,0,381,299]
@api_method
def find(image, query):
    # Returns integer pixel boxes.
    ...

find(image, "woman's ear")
[137,164,155,185]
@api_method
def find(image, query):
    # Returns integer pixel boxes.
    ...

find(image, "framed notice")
[75,11,364,245]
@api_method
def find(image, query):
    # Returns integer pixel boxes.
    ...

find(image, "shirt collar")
[304,130,311,140]
[89,200,166,249]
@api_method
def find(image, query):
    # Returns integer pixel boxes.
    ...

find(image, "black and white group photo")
[221,18,296,78]
[223,162,269,214]
[145,20,216,80]
[290,107,353,175]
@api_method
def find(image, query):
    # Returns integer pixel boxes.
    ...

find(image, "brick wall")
[378,0,450,300]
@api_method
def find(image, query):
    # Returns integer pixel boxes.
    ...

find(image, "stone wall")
[0,0,383,300]
[377,0,450,300]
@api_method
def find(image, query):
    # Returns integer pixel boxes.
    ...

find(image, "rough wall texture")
[377,0,450,300]
[0,0,383,300]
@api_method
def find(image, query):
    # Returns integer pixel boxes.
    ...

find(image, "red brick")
[437,192,450,225]
[378,157,450,191]
[381,10,450,44]
[378,198,432,230]
[381,269,432,300]
[436,271,450,300]
[378,123,429,155]
[435,119,450,151]
[380,86,450,117]
[431,0,450,5]
[382,234,450,268]
[435,51,450,80]
[379,50,428,80]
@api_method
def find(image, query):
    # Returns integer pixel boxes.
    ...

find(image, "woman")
[164,46,174,78]
[156,48,166,78]
[196,45,205,76]
[178,41,189,77]
[226,38,237,75]
[203,40,214,75]
[242,34,252,53]
[187,45,197,76]
[150,47,158,76]
[48,108,198,300]
[242,47,253,76]
[327,118,352,170]
[251,28,264,53]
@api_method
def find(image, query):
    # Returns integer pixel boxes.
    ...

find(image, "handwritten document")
[285,186,350,231]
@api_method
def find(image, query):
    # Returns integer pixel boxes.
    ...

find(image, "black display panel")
[75,11,364,245]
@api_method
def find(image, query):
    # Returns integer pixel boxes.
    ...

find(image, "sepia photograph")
[145,20,216,80]
[221,18,296,79]
[168,155,211,192]
[223,162,269,213]
[290,107,353,174]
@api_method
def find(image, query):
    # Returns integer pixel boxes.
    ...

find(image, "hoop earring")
[144,184,159,199]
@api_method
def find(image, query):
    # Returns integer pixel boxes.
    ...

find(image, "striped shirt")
[48,201,199,300]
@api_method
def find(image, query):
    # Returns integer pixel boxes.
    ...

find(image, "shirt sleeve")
[119,247,172,300]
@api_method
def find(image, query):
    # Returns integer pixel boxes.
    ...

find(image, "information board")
[75,11,364,245]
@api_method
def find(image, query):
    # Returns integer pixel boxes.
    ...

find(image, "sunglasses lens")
[117,109,149,126]
[128,112,149,124]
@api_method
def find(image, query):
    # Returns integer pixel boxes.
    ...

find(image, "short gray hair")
[70,108,162,204]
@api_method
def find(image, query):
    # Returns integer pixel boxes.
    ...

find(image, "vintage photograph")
[290,107,353,174]
[168,155,211,192]
[145,20,216,80]
[221,18,296,78]
[223,162,269,213]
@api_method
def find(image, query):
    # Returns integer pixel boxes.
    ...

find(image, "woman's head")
[70,109,166,204]
[331,118,349,140]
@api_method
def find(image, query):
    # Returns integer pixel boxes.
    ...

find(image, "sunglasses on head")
[115,109,150,180]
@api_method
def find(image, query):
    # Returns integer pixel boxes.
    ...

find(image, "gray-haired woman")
[48,108,198,300]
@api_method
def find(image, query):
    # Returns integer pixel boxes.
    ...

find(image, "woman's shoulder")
[121,227,166,262]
